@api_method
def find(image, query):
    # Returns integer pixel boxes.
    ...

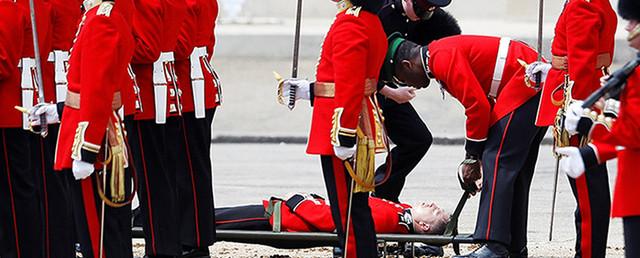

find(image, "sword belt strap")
[315,78,378,98]
[65,91,122,110]
[551,53,612,71]
[489,37,511,100]
[265,199,283,233]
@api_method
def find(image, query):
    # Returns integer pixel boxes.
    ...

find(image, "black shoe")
[132,207,144,228]
[333,246,343,258]
[509,247,528,258]
[453,243,509,258]
[403,243,444,257]
[181,246,210,258]
[144,255,176,258]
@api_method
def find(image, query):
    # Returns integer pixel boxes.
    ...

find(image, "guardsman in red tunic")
[127,0,189,256]
[215,193,450,235]
[173,0,219,256]
[388,35,548,257]
[557,1,640,257]
[53,0,134,257]
[536,0,617,257]
[32,0,81,256]
[0,1,39,257]
[281,0,387,257]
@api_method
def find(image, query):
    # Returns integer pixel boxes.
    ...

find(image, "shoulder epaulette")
[96,1,113,16]
[345,6,362,17]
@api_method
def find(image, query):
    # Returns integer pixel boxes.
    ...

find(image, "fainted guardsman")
[536,0,617,257]
[172,0,221,256]
[52,0,135,257]
[279,0,388,257]
[384,34,551,258]
[555,0,640,257]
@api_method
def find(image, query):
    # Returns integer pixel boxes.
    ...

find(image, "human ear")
[401,60,413,71]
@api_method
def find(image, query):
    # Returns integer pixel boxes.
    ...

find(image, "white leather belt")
[152,52,174,124]
[489,37,511,100]
[48,50,70,102]
[190,47,207,119]
[18,58,36,130]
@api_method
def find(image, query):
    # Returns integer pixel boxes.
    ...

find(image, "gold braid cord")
[96,114,137,208]
[344,128,376,193]
[553,75,589,155]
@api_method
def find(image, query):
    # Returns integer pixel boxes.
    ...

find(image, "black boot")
[403,243,444,257]
[453,242,509,258]
[509,247,527,258]
[333,246,344,258]
[181,246,210,258]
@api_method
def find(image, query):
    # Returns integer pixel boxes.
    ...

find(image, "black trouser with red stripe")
[567,158,609,258]
[125,117,180,256]
[473,94,547,251]
[215,204,271,231]
[321,155,376,258]
[30,124,75,258]
[374,95,432,203]
[65,167,133,258]
[623,216,640,258]
[0,128,43,258]
[169,110,216,250]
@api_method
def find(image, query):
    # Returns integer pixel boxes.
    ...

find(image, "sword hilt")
[287,85,297,110]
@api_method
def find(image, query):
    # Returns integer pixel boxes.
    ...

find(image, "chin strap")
[419,47,433,79]
[629,23,640,42]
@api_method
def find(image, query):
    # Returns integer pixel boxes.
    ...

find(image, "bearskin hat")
[618,0,640,21]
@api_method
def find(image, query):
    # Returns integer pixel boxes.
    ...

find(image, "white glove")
[564,101,585,135]
[525,61,552,83]
[282,78,311,101]
[28,103,59,126]
[72,159,95,180]
[333,145,357,160]
[556,147,586,178]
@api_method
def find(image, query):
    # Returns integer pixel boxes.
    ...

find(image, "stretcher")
[131,191,477,256]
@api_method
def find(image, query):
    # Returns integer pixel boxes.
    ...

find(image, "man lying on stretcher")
[215,192,450,235]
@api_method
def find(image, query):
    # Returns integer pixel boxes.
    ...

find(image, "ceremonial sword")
[288,0,304,110]
[27,0,48,137]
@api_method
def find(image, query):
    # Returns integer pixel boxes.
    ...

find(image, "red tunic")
[307,7,387,155]
[175,0,220,114]
[197,0,219,110]
[130,0,164,120]
[262,196,413,233]
[427,35,540,143]
[536,0,617,126]
[44,0,83,103]
[588,68,640,217]
[0,0,29,128]
[174,0,197,113]
[54,1,134,169]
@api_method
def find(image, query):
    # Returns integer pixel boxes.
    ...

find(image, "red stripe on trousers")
[486,112,514,239]
[39,139,51,258]
[3,130,21,258]
[215,217,268,225]
[181,119,201,246]
[576,175,593,258]
[80,178,103,258]
[136,123,157,254]
[331,157,358,258]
